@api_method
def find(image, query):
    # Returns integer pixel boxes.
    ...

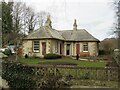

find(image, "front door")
[60,43,62,54]
[42,42,46,55]
[66,44,70,55]
[76,44,80,54]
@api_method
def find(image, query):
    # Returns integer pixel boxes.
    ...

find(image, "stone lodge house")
[22,16,99,57]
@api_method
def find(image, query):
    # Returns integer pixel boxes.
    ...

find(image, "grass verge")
[18,58,106,67]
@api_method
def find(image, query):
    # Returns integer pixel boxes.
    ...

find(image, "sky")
[6,0,117,41]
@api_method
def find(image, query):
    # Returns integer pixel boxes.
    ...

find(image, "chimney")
[73,19,77,30]
[45,15,52,28]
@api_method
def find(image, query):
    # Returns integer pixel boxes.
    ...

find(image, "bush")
[44,53,62,59]
[36,69,70,88]
[2,60,70,89]
[106,57,119,67]
[2,60,36,88]
[99,50,111,55]
[3,49,12,56]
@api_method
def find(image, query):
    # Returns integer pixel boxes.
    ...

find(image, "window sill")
[83,51,89,52]
[33,51,40,53]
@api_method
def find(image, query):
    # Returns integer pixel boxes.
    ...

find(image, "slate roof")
[25,27,64,40]
[24,27,99,42]
[58,29,99,41]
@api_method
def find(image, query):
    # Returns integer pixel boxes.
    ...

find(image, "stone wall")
[22,40,99,57]
[22,40,32,57]
[51,40,64,54]
[64,42,98,56]
[88,42,98,56]
[22,39,51,57]
[22,39,65,57]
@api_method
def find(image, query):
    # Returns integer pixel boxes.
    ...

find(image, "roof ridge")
[83,29,99,40]
[44,27,53,38]
[57,29,85,32]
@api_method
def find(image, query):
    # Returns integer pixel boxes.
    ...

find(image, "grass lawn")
[18,58,107,67]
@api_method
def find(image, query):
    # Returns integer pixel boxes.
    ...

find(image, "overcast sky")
[7,0,117,40]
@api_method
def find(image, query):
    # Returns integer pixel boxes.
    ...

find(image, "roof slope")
[59,29,99,41]
[24,27,99,42]
[25,27,64,40]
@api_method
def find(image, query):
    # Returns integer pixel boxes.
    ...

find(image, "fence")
[27,65,119,81]
[3,60,119,88]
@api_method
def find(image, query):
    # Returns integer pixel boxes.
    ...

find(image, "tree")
[2,1,13,47]
[37,11,50,28]
[25,10,50,33]
[2,1,51,46]
[12,2,25,33]
[12,2,27,44]
[0,2,2,48]
[2,2,29,46]
[114,1,120,48]
[114,1,120,66]
[99,38,117,55]
[25,7,37,33]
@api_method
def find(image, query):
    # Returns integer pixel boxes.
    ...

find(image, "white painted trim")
[33,50,39,53]
[83,51,88,52]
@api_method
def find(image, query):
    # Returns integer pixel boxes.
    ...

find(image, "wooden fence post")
[107,68,110,81]
[96,68,98,80]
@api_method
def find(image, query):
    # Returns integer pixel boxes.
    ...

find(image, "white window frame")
[33,40,39,52]
[83,43,88,52]
[55,41,59,53]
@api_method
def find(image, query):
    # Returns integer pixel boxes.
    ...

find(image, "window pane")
[33,40,39,52]
[55,42,59,53]
[83,43,88,51]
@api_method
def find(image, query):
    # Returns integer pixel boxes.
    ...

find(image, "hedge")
[2,60,36,89]
[3,49,12,56]
[99,50,111,55]
[2,60,70,89]
[44,53,62,59]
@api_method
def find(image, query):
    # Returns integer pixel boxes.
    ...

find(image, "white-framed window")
[55,41,59,53]
[83,43,88,51]
[33,40,39,52]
